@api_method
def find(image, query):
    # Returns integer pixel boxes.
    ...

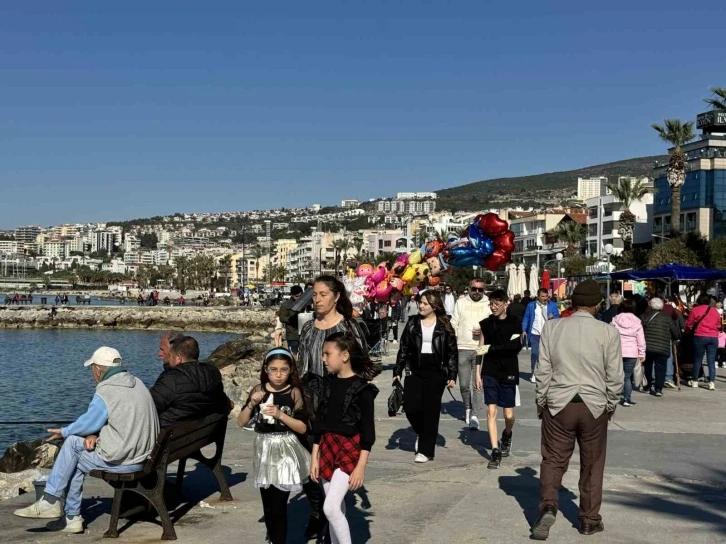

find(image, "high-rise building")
[577,177,609,201]
[15,226,42,254]
[92,230,115,253]
[652,109,726,239]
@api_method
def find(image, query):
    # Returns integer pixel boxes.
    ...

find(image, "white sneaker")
[13,498,62,519]
[709,381,716,391]
[46,515,84,534]
[469,415,480,431]
[414,453,429,463]
[691,380,700,389]
[530,375,536,384]
[465,408,471,426]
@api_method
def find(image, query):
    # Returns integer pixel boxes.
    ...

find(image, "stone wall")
[0,306,277,333]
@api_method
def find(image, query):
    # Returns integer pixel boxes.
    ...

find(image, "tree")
[139,233,158,249]
[606,177,653,251]
[352,237,366,266]
[374,251,400,265]
[611,248,649,271]
[647,237,700,269]
[551,221,585,257]
[708,238,726,269]
[651,119,696,235]
[563,254,597,276]
[251,246,265,281]
[704,86,726,110]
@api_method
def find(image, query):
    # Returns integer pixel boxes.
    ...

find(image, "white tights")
[322,469,351,544]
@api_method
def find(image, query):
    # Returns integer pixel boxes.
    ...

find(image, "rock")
[0,469,47,501]
[0,307,278,333]
[0,440,59,473]
[204,337,256,369]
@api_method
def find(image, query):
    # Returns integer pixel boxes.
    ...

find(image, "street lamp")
[604,243,614,306]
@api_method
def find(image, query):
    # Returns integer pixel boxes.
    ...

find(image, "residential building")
[101,259,127,275]
[508,210,587,266]
[91,230,115,254]
[341,199,360,208]
[42,241,68,259]
[652,110,726,240]
[15,226,42,254]
[124,235,141,253]
[577,176,609,201]
[377,199,436,214]
[586,181,654,257]
[396,192,437,200]
[273,239,297,271]
[0,241,18,255]
[364,229,407,258]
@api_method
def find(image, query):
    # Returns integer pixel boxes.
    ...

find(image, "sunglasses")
[470,287,485,293]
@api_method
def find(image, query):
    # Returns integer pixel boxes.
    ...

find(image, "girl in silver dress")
[237,348,310,544]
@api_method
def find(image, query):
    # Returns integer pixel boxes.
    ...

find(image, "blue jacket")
[522,300,560,336]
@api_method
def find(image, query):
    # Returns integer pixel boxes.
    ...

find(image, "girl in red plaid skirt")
[310,332,381,544]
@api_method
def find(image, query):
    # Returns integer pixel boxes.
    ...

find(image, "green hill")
[436,155,668,212]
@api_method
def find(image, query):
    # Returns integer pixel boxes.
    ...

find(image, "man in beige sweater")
[531,280,623,541]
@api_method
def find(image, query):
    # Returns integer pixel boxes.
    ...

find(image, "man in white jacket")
[451,278,491,429]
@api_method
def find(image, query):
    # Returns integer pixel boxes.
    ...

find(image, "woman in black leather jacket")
[393,289,458,463]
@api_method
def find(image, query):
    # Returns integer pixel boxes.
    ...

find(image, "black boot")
[303,480,328,541]
[531,505,557,541]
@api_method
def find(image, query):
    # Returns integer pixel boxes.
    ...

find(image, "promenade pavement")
[3,351,726,543]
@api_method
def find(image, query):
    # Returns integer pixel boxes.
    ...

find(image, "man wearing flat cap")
[531,280,623,541]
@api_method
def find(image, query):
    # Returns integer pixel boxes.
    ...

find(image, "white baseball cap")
[84,347,122,367]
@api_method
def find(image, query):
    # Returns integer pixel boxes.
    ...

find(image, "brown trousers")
[539,402,609,524]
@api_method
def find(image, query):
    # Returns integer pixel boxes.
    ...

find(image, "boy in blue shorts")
[476,289,522,469]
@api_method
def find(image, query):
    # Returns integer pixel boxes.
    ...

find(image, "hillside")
[436,155,668,212]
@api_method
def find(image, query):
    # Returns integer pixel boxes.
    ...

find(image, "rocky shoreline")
[0,306,277,333]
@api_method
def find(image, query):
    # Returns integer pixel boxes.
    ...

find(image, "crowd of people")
[13,273,724,542]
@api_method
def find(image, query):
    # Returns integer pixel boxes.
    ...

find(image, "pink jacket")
[612,313,646,359]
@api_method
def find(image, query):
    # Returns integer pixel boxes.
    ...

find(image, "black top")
[245,384,306,434]
[150,361,231,428]
[313,375,378,451]
[278,298,301,341]
[479,315,522,385]
[507,302,525,324]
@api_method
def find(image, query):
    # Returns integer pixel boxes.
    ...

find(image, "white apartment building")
[0,240,18,254]
[101,259,128,274]
[92,230,115,253]
[377,199,436,214]
[585,184,654,258]
[15,226,42,254]
[42,241,68,259]
[508,210,587,266]
[577,176,609,201]
[341,199,360,208]
[124,235,141,253]
[396,192,437,200]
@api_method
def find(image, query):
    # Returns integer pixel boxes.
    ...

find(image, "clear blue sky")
[2,1,724,228]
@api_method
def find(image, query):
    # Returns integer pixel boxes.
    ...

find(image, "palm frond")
[704,87,726,110]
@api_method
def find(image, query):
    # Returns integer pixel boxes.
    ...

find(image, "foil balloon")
[356,264,374,278]
[426,255,449,277]
[371,264,387,284]
[401,265,417,284]
[447,220,495,267]
[408,249,423,265]
[392,253,409,275]
[477,213,509,237]
[342,276,368,307]
[402,284,413,296]
[390,277,405,291]
[483,249,511,271]
[413,263,430,283]
[374,280,393,303]
[422,239,445,259]
[428,276,442,287]
[492,230,515,255]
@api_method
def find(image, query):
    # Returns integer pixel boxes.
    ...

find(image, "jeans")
[692,336,718,383]
[644,352,668,393]
[457,350,483,415]
[622,357,637,403]
[45,436,143,516]
[530,334,541,374]
[665,341,674,382]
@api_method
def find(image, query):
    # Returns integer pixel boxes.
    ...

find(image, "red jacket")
[560,307,577,318]
[685,305,721,338]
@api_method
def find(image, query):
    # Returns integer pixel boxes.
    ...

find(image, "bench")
[90,413,232,540]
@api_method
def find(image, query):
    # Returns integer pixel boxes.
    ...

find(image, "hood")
[612,313,642,331]
[96,371,136,391]
[464,295,488,305]
[174,361,222,393]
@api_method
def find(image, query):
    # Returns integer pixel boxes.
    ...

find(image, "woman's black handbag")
[387,381,404,416]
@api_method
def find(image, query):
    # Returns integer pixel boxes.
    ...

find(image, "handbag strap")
[690,307,712,333]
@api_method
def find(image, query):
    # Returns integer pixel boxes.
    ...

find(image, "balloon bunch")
[352,213,515,304]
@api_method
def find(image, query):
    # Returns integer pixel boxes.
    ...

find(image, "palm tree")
[651,118,696,235]
[551,221,585,258]
[251,246,264,281]
[606,177,653,251]
[174,255,189,291]
[704,86,726,110]
[331,240,345,276]
[338,238,351,271]
[352,237,365,265]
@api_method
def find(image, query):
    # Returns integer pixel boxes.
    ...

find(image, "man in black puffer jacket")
[150,335,232,428]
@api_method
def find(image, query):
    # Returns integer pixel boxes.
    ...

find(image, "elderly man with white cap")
[14,347,160,534]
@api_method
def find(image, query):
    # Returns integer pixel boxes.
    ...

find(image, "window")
[378,240,383,249]
[653,217,663,233]
[384,240,392,247]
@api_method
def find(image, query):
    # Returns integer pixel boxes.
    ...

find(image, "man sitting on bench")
[13,347,159,535]
[151,335,233,428]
